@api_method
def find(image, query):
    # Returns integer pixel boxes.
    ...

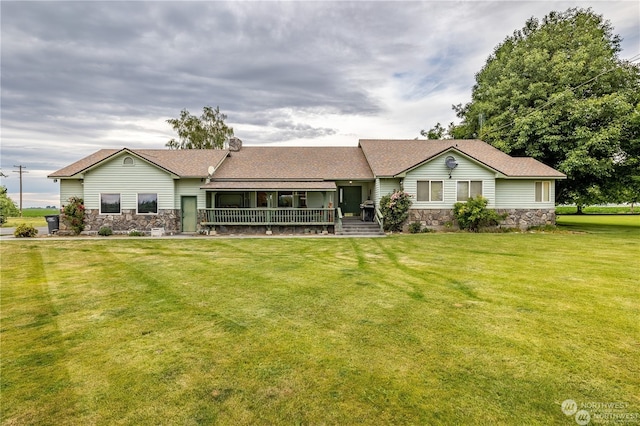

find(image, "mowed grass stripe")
[1,245,81,422]
[1,218,638,424]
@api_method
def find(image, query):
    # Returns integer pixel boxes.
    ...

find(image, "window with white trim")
[417,181,444,202]
[137,193,158,214]
[457,181,483,201]
[535,181,550,202]
[100,193,121,214]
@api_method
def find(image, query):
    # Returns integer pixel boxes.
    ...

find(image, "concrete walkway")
[1,227,49,239]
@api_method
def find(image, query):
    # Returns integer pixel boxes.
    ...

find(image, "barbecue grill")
[360,200,375,221]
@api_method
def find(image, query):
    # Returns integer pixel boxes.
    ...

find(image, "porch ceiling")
[201,181,337,191]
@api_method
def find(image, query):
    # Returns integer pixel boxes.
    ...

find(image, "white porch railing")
[375,207,384,233]
[201,208,335,226]
[336,207,343,233]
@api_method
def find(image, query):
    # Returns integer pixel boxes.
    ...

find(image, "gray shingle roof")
[210,147,373,181]
[48,148,229,178]
[202,181,337,191]
[358,139,566,178]
[48,149,119,178]
[49,140,565,181]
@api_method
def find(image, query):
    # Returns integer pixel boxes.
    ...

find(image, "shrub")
[14,223,38,238]
[62,196,85,235]
[453,196,507,232]
[408,222,422,234]
[128,230,144,237]
[98,226,113,236]
[379,190,412,232]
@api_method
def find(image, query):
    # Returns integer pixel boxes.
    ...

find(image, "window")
[137,193,158,214]
[216,192,248,208]
[470,181,482,198]
[123,156,134,166]
[100,193,121,214]
[278,191,293,207]
[535,181,550,202]
[294,191,307,208]
[417,181,444,202]
[457,181,483,201]
[257,192,269,207]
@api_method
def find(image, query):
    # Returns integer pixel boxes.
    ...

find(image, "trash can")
[45,215,60,234]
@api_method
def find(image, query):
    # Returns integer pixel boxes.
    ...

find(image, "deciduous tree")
[440,8,640,208]
[0,186,19,221]
[166,105,234,149]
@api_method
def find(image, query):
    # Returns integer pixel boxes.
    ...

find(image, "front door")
[181,196,197,232]
[339,186,362,215]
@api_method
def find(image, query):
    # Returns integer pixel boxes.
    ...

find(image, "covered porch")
[201,207,335,226]
[199,180,338,234]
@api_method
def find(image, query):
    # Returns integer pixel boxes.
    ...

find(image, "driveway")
[0,227,49,239]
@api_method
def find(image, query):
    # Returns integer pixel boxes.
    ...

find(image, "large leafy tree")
[166,105,234,149]
[446,8,640,208]
[0,185,19,220]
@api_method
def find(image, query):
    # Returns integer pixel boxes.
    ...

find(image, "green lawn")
[556,205,638,215]
[557,214,640,234]
[1,218,638,424]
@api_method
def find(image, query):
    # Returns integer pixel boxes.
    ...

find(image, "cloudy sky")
[1,1,638,207]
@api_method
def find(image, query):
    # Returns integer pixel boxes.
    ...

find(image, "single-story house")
[48,138,566,235]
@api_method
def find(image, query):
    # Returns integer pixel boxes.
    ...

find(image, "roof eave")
[498,174,567,179]
[400,146,503,176]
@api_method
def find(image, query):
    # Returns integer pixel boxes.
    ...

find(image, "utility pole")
[13,165,28,217]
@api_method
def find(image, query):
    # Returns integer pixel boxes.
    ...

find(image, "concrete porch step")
[338,219,385,236]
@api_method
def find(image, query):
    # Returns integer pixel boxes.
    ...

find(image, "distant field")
[1,218,638,424]
[1,208,58,228]
[556,205,637,215]
[20,208,59,217]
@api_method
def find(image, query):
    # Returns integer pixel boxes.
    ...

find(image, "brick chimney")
[228,137,242,152]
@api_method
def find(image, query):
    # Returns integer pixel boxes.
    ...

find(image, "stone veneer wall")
[59,209,181,235]
[495,208,556,229]
[407,208,556,231]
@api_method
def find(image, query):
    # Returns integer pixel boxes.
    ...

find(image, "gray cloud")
[1,1,638,206]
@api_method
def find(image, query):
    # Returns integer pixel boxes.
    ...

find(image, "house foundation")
[407,208,556,231]
[207,225,334,235]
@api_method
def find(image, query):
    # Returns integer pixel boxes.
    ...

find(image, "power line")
[13,165,28,217]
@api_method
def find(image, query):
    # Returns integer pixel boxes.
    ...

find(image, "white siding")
[494,179,556,209]
[83,154,176,210]
[59,180,84,207]
[404,152,496,208]
[175,179,206,209]
[375,178,401,205]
